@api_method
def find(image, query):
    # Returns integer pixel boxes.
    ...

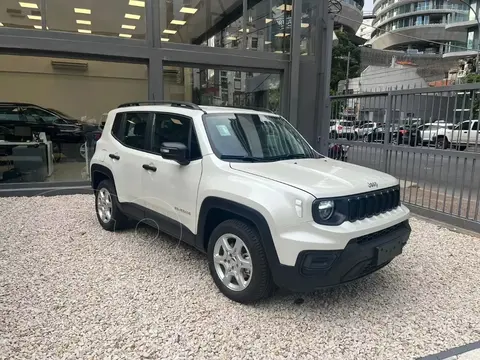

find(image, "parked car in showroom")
[90,101,411,304]
[395,125,422,146]
[362,124,398,143]
[0,103,101,161]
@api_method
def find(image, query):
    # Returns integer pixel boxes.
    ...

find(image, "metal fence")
[329,83,480,233]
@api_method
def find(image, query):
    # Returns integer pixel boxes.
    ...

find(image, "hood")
[229,158,399,198]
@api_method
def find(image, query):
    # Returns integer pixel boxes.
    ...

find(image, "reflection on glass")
[45,0,146,39]
[159,0,293,52]
[0,54,148,183]
[164,66,281,113]
[0,0,44,30]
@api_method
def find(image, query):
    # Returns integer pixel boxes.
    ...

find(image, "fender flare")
[196,196,281,268]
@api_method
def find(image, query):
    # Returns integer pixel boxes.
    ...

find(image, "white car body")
[433,120,479,147]
[90,103,411,303]
[417,122,454,144]
[355,122,377,137]
[330,120,355,138]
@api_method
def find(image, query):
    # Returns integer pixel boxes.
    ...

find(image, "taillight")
[337,125,343,131]
[400,130,407,135]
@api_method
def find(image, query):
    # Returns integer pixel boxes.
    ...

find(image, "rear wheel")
[207,219,275,303]
[95,179,129,231]
[435,137,449,149]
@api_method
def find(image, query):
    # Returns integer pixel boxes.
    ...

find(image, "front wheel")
[95,180,129,231]
[435,137,449,149]
[207,219,275,303]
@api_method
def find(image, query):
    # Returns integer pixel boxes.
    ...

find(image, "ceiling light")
[74,8,91,14]
[78,29,91,34]
[274,50,283,53]
[34,25,42,29]
[180,7,198,14]
[265,41,272,45]
[163,29,177,34]
[161,38,170,42]
[76,20,91,25]
[119,33,132,38]
[27,15,41,20]
[301,23,309,28]
[122,24,136,30]
[239,28,250,33]
[265,18,273,24]
[0,23,3,27]
[275,33,290,37]
[226,36,237,40]
[277,4,292,11]
[125,13,141,20]
[19,2,38,9]
[129,0,145,7]
[170,20,186,25]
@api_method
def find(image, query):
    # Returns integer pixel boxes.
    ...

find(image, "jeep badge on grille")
[368,182,378,188]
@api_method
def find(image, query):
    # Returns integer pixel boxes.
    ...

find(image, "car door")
[140,112,203,244]
[458,121,472,144]
[107,111,152,219]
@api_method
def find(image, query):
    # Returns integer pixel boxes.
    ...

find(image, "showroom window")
[164,66,282,114]
[45,0,146,40]
[0,54,148,184]
[158,0,293,52]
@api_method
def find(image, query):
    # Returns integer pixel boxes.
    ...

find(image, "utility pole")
[345,51,351,94]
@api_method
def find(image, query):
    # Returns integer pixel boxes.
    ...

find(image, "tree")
[330,30,361,95]
[464,73,480,118]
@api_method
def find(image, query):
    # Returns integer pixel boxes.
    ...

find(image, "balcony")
[445,13,478,31]
[443,41,479,57]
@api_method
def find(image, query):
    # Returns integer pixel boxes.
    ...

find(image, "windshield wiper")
[220,155,266,162]
[264,154,311,161]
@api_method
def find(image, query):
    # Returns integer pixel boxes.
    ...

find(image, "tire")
[95,179,129,231]
[207,219,275,304]
[363,135,369,143]
[330,131,338,140]
[435,137,449,149]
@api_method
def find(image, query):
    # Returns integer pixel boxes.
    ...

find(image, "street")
[347,145,480,219]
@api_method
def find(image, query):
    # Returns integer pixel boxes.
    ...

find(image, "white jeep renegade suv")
[90,101,411,304]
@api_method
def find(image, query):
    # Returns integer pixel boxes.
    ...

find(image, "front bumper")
[272,220,411,292]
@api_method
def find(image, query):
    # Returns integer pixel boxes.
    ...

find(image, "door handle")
[109,153,120,160]
[142,164,157,172]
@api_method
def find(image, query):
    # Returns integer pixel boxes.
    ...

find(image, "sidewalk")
[418,342,480,360]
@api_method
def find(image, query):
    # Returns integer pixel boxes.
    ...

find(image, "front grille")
[354,220,407,245]
[347,186,400,222]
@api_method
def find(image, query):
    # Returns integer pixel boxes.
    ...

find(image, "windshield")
[47,108,75,120]
[203,113,320,161]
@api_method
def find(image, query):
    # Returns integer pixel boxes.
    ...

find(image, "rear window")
[339,121,353,126]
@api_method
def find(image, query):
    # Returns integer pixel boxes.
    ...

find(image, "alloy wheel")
[97,188,113,223]
[213,233,253,292]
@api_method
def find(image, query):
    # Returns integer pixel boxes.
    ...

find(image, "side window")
[472,121,478,131]
[0,107,22,122]
[461,121,471,130]
[24,108,58,123]
[152,113,202,160]
[111,112,149,151]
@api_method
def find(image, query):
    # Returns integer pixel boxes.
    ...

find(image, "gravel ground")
[1,195,480,360]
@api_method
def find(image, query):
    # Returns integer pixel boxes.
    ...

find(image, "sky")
[363,0,374,12]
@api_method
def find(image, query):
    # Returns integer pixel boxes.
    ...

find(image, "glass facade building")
[0,0,332,194]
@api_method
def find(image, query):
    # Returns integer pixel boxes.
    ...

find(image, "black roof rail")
[220,105,276,114]
[117,101,205,112]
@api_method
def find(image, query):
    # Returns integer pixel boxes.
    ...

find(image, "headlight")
[317,200,334,220]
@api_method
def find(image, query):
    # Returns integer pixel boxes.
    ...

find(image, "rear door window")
[0,106,22,122]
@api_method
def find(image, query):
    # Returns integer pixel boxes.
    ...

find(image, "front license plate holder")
[375,240,403,266]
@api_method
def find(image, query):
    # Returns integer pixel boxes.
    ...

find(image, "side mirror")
[160,142,190,165]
